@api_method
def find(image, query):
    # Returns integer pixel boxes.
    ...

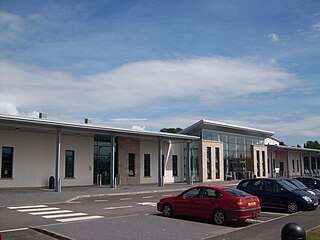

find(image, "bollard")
[281,222,306,240]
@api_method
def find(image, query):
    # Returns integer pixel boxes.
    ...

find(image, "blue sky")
[0,0,320,146]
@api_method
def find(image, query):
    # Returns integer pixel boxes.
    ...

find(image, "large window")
[1,147,13,178]
[144,154,151,177]
[256,150,260,177]
[215,147,220,179]
[128,153,135,176]
[207,147,212,179]
[65,150,75,178]
[172,155,178,176]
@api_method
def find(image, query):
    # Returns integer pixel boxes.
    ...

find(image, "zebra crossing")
[7,205,104,223]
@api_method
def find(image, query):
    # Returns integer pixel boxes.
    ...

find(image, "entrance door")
[94,139,111,185]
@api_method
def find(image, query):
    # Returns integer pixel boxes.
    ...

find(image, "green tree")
[304,141,320,149]
[160,128,182,134]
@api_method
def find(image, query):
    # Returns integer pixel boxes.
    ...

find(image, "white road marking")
[56,215,104,222]
[120,198,133,201]
[137,202,157,207]
[8,205,47,210]
[162,194,173,197]
[246,219,265,223]
[261,211,289,216]
[42,213,88,219]
[18,207,59,212]
[0,228,28,233]
[29,210,73,215]
[105,206,133,210]
[142,196,154,199]
[94,199,109,202]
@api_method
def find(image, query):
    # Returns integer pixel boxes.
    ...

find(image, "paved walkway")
[0,180,240,207]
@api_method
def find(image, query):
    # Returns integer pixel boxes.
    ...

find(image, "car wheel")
[162,204,174,217]
[213,209,227,225]
[287,202,299,213]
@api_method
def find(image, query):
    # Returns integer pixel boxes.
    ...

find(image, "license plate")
[248,201,256,206]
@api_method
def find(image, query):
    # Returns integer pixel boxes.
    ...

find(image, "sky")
[0,0,320,146]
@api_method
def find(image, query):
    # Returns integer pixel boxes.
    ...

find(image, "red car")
[157,185,261,225]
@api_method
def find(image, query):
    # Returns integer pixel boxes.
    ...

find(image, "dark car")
[283,178,320,202]
[294,176,320,191]
[157,185,261,225]
[237,178,318,213]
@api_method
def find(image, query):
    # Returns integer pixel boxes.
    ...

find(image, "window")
[297,160,300,172]
[162,154,165,177]
[172,155,178,176]
[65,150,74,178]
[207,147,212,179]
[199,188,223,198]
[262,151,266,176]
[1,147,13,178]
[144,154,151,177]
[256,151,260,177]
[215,148,220,179]
[182,188,201,198]
[128,153,135,176]
[292,159,295,172]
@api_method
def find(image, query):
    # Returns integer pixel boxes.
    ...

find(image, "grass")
[307,225,320,240]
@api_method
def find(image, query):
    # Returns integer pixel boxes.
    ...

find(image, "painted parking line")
[120,198,133,201]
[42,213,88,219]
[94,199,109,202]
[261,211,289,216]
[105,206,133,210]
[142,196,154,199]
[137,202,157,207]
[7,205,47,210]
[29,210,73,215]
[56,215,104,223]
[0,228,29,233]
[18,207,59,212]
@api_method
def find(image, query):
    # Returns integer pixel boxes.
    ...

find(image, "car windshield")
[287,179,308,189]
[279,180,299,191]
[223,187,250,197]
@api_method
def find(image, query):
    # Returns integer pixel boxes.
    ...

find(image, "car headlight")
[302,196,312,203]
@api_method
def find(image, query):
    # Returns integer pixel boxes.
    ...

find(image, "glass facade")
[202,130,264,180]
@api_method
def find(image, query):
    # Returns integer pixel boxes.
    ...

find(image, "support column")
[187,141,193,185]
[287,151,290,178]
[158,139,163,186]
[270,149,274,178]
[110,136,116,188]
[55,129,62,192]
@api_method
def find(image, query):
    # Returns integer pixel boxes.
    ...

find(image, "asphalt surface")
[1,181,319,240]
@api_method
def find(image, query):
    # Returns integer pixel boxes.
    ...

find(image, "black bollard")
[281,222,306,240]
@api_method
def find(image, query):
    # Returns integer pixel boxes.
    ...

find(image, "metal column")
[187,141,193,185]
[110,136,116,188]
[158,139,163,186]
[55,129,62,192]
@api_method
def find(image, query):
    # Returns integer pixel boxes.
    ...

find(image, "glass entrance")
[94,138,112,185]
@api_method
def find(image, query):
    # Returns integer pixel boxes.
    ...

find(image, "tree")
[304,141,320,149]
[160,128,183,134]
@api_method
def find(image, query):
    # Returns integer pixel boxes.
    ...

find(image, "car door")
[263,180,287,209]
[173,187,201,216]
[192,188,223,218]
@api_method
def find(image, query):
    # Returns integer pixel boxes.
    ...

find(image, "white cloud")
[0,57,299,116]
[0,102,20,115]
[268,33,279,42]
[131,125,146,131]
[0,11,23,42]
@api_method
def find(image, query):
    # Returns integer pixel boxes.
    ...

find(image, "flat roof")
[180,119,275,138]
[267,144,320,154]
[0,114,199,142]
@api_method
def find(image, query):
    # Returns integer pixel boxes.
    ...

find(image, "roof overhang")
[0,114,199,142]
[267,145,320,154]
[180,119,275,138]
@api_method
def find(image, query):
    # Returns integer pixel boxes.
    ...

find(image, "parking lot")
[2,187,320,240]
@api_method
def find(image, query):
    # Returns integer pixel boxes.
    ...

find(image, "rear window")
[224,188,251,197]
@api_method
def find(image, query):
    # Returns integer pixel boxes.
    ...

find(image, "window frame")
[65,150,75,178]
[1,146,14,178]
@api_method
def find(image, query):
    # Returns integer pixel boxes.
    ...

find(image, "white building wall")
[139,141,184,184]
[0,130,94,188]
